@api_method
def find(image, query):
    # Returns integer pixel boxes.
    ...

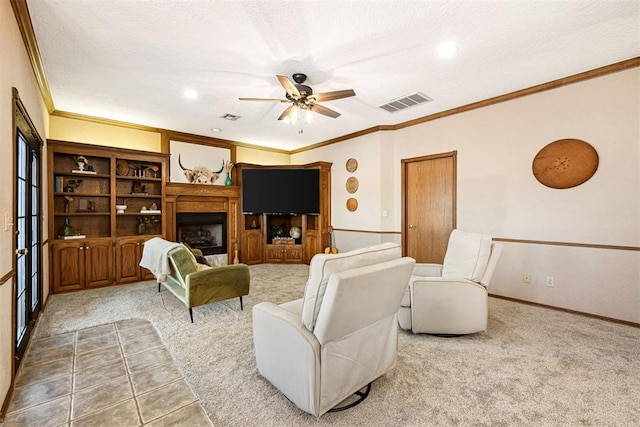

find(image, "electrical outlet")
[546,276,555,287]
[523,273,531,283]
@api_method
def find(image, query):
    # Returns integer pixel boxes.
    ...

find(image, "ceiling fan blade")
[278,105,296,121]
[277,75,301,98]
[239,97,289,102]
[310,103,341,118]
[312,89,356,102]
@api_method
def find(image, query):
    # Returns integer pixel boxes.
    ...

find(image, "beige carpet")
[30,264,640,426]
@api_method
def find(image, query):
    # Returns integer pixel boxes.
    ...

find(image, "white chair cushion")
[441,230,492,282]
[301,242,401,331]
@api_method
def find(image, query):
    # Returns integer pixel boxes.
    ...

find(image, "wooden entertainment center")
[47,141,331,293]
[235,162,332,265]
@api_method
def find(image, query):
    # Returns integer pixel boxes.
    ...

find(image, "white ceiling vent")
[221,113,241,121]
[378,92,432,113]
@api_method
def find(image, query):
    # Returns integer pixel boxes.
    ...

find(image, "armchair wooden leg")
[189,308,193,323]
[157,281,160,292]
[239,296,244,311]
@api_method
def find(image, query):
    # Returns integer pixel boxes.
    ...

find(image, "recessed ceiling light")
[211,128,222,133]
[184,89,198,99]
[437,41,458,58]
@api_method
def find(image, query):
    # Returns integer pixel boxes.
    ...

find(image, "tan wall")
[293,68,640,323]
[1,0,50,411]
[235,145,290,165]
[49,115,161,152]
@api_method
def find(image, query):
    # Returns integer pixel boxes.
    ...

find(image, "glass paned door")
[15,129,41,369]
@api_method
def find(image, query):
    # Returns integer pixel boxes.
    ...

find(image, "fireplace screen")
[176,212,227,256]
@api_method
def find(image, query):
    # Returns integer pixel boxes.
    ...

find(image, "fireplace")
[176,212,227,256]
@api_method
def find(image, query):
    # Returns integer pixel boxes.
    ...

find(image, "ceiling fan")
[239,73,356,123]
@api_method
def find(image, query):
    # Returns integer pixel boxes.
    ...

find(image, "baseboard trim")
[489,294,639,328]
[0,383,14,423]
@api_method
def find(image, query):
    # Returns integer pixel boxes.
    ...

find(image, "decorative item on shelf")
[116,204,128,214]
[289,226,301,239]
[57,217,77,238]
[77,199,95,212]
[131,162,149,177]
[63,179,82,193]
[273,237,295,245]
[72,156,96,174]
[270,224,285,239]
[140,202,161,214]
[136,216,156,235]
[250,219,259,229]
[131,181,147,195]
[224,160,234,186]
[150,165,159,178]
[63,195,73,213]
[116,159,130,176]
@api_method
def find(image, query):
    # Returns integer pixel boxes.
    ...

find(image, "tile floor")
[3,319,214,426]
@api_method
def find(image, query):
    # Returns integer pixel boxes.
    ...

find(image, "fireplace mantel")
[165,183,241,259]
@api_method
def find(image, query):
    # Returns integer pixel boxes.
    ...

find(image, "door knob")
[408,224,415,228]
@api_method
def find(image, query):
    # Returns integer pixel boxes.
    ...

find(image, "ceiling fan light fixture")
[304,108,313,124]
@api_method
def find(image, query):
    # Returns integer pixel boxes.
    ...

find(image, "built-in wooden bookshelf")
[48,140,168,293]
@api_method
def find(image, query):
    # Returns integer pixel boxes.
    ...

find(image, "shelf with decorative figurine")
[52,153,112,239]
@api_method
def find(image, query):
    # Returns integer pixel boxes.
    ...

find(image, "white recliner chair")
[253,243,415,417]
[398,230,503,335]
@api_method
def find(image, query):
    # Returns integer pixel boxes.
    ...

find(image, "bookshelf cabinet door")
[85,239,114,288]
[116,238,142,283]
[51,242,85,292]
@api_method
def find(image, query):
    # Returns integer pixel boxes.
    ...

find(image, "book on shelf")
[62,234,86,240]
[54,175,63,192]
[140,210,161,214]
[72,170,97,175]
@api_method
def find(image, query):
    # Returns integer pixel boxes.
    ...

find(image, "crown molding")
[294,57,640,153]
[10,0,54,112]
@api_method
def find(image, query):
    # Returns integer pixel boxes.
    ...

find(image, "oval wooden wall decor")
[532,139,599,189]
[346,198,358,212]
[346,158,358,173]
[346,176,359,193]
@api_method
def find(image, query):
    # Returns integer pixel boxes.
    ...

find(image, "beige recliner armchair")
[252,243,415,417]
[398,230,503,335]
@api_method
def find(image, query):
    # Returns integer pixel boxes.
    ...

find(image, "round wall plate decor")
[346,198,358,212]
[346,176,359,194]
[532,139,598,189]
[346,158,358,173]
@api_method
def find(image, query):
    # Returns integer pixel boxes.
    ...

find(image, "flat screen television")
[242,168,320,214]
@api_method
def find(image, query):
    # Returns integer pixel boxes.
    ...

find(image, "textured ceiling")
[27,0,639,151]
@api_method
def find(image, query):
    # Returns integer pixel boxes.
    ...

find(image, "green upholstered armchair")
[160,246,250,322]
